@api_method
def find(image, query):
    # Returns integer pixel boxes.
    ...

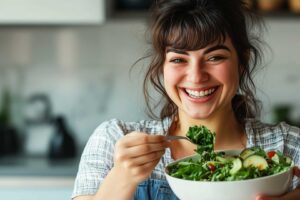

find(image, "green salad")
[167,125,293,181]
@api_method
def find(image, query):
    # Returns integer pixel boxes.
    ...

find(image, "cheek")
[215,65,239,90]
[163,67,184,103]
[163,67,181,87]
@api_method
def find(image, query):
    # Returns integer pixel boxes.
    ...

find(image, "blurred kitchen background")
[0,0,300,199]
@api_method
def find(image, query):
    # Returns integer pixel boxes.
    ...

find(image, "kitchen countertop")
[0,156,80,177]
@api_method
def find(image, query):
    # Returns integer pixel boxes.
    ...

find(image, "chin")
[187,111,212,120]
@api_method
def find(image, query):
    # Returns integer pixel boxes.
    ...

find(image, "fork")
[166,135,195,144]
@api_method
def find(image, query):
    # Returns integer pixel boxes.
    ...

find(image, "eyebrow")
[166,44,231,55]
[166,48,189,55]
[204,45,231,54]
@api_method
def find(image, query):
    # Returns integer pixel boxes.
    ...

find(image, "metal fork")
[166,135,194,144]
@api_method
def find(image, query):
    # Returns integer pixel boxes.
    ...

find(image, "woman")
[72,0,300,199]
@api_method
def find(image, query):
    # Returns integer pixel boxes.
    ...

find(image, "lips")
[184,86,218,99]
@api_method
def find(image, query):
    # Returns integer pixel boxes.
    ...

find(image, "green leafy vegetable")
[186,125,215,154]
[168,126,293,181]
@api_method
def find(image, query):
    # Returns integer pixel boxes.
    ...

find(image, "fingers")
[124,142,168,158]
[121,132,166,147]
[256,166,300,200]
[124,150,166,167]
[129,156,162,178]
[113,132,168,184]
[114,132,170,165]
[256,188,300,200]
[293,166,300,177]
[256,195,278,200]
[115,138,170,166]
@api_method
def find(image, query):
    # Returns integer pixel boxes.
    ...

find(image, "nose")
[186,61,209,83]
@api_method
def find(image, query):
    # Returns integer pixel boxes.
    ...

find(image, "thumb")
[293,166,300,177]
[256,195,279,200]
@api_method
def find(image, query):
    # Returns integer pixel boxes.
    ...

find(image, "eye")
[169,58,186,64]
[207,55,226,62]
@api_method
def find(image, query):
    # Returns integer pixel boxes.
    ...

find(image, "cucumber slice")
[240,148,255,160]
[285,157,292,165]
[271,153,280,164]
[216,156,227,163]
[216,155,235,163]
[230,158,242,175]
[243,155,268,170]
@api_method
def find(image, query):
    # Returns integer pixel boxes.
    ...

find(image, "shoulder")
[246,119,300,135]
[245,119,300,149]
[245,119,300,162]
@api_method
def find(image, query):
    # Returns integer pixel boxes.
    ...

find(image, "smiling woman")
[72,0,300,200]
[163,38,240,121]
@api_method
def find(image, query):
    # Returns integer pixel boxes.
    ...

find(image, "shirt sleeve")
[71,120,122,198]
[282,123,300,190]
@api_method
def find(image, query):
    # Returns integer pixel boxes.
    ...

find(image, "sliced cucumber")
[243,155,268,170]
[216,155,235,163]
[230,158,242,175]
[240,148,255,160]
[216,156,226,163]
[271,153,280,164]
[285,157,292,165]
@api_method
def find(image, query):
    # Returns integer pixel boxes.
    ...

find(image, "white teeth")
[185,88,216,98]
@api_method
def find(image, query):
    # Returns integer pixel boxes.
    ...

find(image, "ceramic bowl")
[165,150,293,200]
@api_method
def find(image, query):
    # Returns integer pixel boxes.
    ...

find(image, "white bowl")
[165,150,293,200]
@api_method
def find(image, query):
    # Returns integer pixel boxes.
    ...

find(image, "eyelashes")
[207,56,227,62]
[169,58,186,64]
[168,55,227,64]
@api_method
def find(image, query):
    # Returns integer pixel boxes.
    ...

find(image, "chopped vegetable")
[230,158,242,175]
[267,151,276,159]
[243,155,268,170]
[240,148,255,160]
[208,163,216,172]
[271,153,280,164]
[186,125,215,154]
[167,125,293,181]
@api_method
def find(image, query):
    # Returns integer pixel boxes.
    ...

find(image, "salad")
[167,125,293,181]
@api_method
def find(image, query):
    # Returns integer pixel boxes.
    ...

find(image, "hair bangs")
[163,13,227,51]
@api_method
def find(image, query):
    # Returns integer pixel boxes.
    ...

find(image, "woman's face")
[163,37,240,120]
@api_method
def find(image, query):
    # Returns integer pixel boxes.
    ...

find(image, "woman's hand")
[113,132,170,185]
[256,167,300,200]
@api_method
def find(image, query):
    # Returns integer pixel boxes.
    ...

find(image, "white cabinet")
[0,0,105,25]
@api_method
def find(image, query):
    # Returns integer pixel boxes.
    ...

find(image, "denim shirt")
[133,179,180,200]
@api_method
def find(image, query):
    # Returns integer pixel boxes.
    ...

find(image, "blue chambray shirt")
[72,118,300,199]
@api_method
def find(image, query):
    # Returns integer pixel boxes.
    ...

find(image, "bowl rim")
[165,150,294,183]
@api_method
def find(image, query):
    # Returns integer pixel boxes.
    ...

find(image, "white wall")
[0,18,299,148]
[255,19,300,122]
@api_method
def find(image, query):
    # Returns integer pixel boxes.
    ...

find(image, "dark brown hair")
[143,0,265,125]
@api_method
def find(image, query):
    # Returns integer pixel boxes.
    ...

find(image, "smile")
[185,87,217,99]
